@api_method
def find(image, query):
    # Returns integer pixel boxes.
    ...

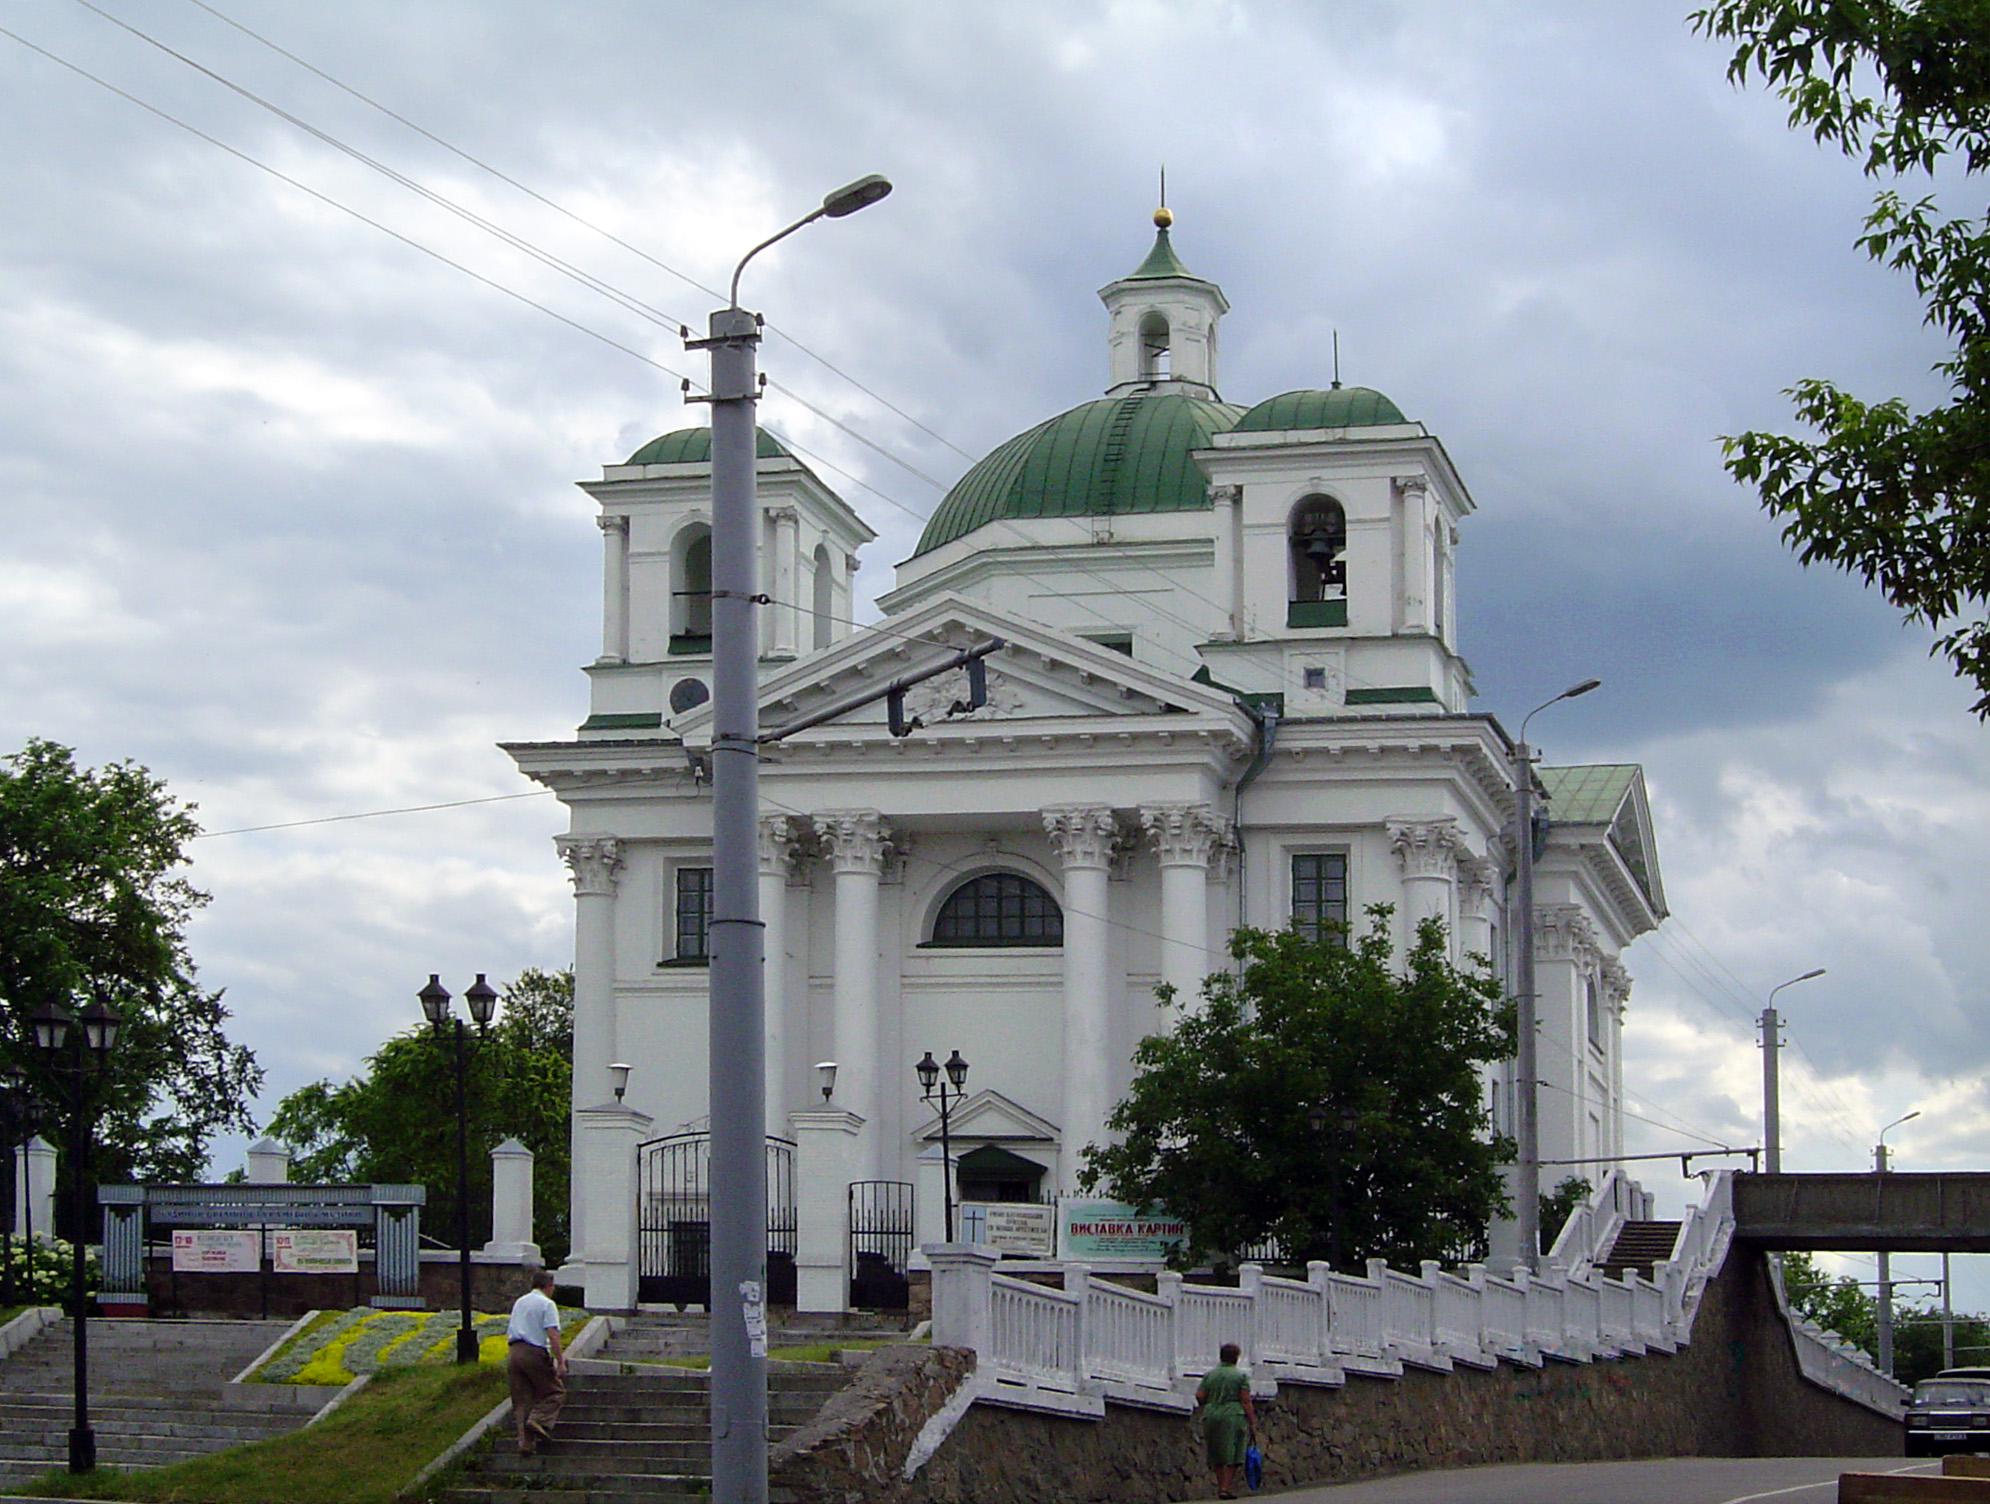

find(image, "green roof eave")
[1124,227,1200,282]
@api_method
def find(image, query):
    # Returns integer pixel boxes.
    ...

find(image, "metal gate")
[637,1133,796,1307]
[848,1180,915,1311]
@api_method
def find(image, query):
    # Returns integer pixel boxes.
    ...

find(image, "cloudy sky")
[3,0,1981,1301]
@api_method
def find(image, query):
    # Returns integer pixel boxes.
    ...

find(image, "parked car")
[1905,1377,1990,1456]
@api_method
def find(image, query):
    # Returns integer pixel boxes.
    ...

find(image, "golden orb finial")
[1153,205,1174,229]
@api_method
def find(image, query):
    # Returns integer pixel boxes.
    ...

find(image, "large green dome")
[916,392,1245,556]
[1233,387,1406,432]
[626,426,794,465]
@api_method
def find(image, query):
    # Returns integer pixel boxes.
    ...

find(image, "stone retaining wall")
[790,1248,1901,1504]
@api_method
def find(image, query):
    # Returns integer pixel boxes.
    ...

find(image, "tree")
[1693,1,1990,715]
[266,968,574,1265]
[0,739,261,1190]
[1078,910,1516,1271]
[1540,1175,1595,1254]
[1781,1250,1990,1383]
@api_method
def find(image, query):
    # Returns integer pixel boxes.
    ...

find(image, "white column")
[597,514,629,663]
[572,1101,653,1312]
[759,815,800,1138]
[1394,475,1432,634]
[1455,851,1498,966]
[557,834,623,1272]
[767,506,800,658]
[1044,804,1118,1176]
[1210,484,1241,639]
[815,810,889,1181]
[1140,802,1225,1009]
[791,1108,865,1313]
[1602,957,1632,1165]
[1532,904,1602,1170]
[484,1137,539,1262]
[16,1136,55,1243]
[1388,818,1463,954]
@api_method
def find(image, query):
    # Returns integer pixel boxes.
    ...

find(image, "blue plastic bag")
[1244,1442,1263,1491]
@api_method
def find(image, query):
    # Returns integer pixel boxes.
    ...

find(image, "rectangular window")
[673,867,713,964]
[1291,852,1348,945]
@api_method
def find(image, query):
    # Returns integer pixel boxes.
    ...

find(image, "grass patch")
[9,1362,505,1504]
[662,1337,898,1368]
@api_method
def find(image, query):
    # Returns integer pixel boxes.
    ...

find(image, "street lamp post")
[1511,677,1600,1271]
[1759,967,1826,1174]
[697,172,891,1504]
[419,973,499,1364]
[1307,1103,1359,1269]
[28,994,121,1474]
[916,1052,970,1242]
[1875,1109,1920,1378]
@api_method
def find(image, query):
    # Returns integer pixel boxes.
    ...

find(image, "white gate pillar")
[484,1137,539,1263]
[927,1243,1002,1353]
[573,1100,652,1312]
[791,1108,865,1314]
[15,1137,55,1243]
[244,1137,290,1184]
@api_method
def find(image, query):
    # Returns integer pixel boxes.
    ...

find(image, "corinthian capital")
[758,814,801,878]
[1600,955,1632,1008]
[1388,818,1467,881]
[1042,805,1118,870]
[1140,802,1228,869]
[1456,851,1499,919]
[814,809,890,875]
[1534,904,1601,966]
[557,835,624,896]
[1208,483,1241,507]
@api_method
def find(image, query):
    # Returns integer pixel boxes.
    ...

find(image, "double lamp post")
[417,973,498,1365]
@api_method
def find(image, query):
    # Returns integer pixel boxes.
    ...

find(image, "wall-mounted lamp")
[815,1061,838,1102]
[608,1062,631,1103]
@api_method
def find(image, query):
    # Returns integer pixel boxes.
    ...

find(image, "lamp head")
[916,1051,940,1095]
[608,1062,631,1103]
[1307,1103,1328,1135]
[816,1060,838,1102]
[943,1050,969,1090]
[28,999,73,1056]
[821,174,892,218]
[78,995,120,1059]
[464,973,499,1028]
[417,974,451,1028]
[1564,678,1602,699]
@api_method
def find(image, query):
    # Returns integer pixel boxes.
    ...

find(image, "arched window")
[1289,497,1347,603]
[1138,311,1171,380]
[812,542,834,651]
[672,527,712,648]
[1586,975,1603,1049]
[929,873,1062,947]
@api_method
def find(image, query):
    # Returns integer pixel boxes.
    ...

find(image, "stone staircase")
[0,1316,330,1481]
[1598,1219,1683,1281]
[439,1315,860,1504]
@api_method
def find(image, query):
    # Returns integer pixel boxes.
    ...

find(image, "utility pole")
[1760,968,1824,1174]
[1874,1109,1920,1378]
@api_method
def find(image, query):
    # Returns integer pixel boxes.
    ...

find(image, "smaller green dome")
[625,427,793,465]
[1233,387,1407,432]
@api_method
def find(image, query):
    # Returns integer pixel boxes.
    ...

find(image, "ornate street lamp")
[420,974,498,1363]
[27,993,120,1473]
[917,1051,970,1242]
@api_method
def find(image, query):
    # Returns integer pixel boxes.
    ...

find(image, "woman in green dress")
[1194,1341,1257,1499]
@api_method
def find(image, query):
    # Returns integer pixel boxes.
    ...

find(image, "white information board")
[959,1201,1056,1256]
[171,1229,261,1273]
[272,1229,358,1274]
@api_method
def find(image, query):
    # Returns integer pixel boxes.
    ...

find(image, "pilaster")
[815,810,890,1179]
[1141,802,1226,1007]
[1045,804,1117,1173]
[759,815,802,1136]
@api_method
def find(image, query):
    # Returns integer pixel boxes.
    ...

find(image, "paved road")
[1244,1456,1938,1504]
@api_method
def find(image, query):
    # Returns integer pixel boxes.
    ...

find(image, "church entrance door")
[636,1132,797,1308]
[847,1180,915,1310]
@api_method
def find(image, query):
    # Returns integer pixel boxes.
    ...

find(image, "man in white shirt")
[506,1269,566,1455]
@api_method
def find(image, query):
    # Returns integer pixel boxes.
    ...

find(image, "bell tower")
[1098,207,1228,400]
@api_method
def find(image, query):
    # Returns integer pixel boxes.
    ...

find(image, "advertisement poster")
[1058,1200,1188,1264]
[960,1202,1055,1256]
[171,1229,261,1273]
[272,1229,359,1274]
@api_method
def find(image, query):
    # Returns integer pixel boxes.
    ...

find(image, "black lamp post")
[1308,1103,1357,1271]
[916,1051,969,1242]
[29,993,120,1473]
[420,973,498,1364]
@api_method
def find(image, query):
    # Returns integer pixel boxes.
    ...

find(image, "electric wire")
[193,789,553,837]
[180,0,980,463]
[1533,1077,1737,1153]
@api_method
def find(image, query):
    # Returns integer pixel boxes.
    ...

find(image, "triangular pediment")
[912,1088,1060,1144]
[674,593,1246,745]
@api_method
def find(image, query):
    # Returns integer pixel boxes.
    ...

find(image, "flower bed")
[246,1305,588,1385]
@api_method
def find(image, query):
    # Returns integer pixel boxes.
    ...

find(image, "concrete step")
[440,1487,708,1504]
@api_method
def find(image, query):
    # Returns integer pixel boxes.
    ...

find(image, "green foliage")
[1782,1250,1990,1384]
[1078,910,1516,1270]
[1540,1175,1594,1253]
[1,1234,99,1306]
[1781,1249,1878,1354]
[0,739,261,1188]
[1692,1,1990,716]
[266,969,573,1264]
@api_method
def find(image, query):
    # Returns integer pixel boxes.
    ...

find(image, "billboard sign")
[272,1229,359,1274]
[1058,1199,1189,1265]
[171,1229,261,1273]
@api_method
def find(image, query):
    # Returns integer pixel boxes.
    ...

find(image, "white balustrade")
[1174,1281,1253,1374]
[1326,1269,1386,1357]
[1478,1268,1527,1353]
[1255,1273,1327,1365]
[1083,1275,1174,1388]
[1423,1262,1483,1356]
[988,1273,1081,1391]
[1377,1263,1437,1355]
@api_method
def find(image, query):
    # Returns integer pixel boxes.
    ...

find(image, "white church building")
[504,211,1666,1311]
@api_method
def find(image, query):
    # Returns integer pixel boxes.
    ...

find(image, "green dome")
[626,426,793,465]
[916,392,1245,555]
[1233,387,1406,432]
